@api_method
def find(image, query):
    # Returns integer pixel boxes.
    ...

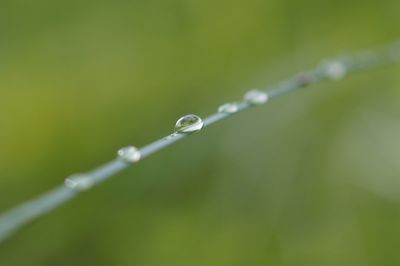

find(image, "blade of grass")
[0,41,399,243]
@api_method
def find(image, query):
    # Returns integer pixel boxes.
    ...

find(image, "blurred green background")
[1,0,400,265]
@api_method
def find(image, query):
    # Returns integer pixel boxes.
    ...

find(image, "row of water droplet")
[174,89,269,133]
[64,145,142,191]
[64,88,270,191]
[64,59,352,192]
[64,58,356,192]
[63,55,374,192]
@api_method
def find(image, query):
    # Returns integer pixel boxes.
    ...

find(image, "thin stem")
[0,41,399,243]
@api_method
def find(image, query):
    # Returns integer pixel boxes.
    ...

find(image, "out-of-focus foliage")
[0,0,400,265]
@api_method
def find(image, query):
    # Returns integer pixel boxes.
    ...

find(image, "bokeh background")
[1,0,400,265]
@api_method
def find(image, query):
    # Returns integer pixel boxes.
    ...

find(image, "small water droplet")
[65,174,94,191]
[117,146,141,163]
[324,61,347,80]
[218,102,239,113]
[244,89,269,105]
[175,114,204,134]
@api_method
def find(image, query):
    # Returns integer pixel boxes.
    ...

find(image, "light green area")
[0,0,400,265]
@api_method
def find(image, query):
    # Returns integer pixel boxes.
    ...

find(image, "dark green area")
[0,0,400,265]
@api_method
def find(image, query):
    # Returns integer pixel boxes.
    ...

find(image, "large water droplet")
[65,174,94,191]
[324,61,347,80]
[218,102,239,114]
[244,89,269,105]
[118,146,141,163]
[175,114,204,134]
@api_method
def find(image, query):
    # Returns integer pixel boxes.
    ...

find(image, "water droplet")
[324,61,347,80]
[244,89,269,105]
[175,114,204,134]
[218,102,239,113]
[65,174,94,191]
[118,146,141,163]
